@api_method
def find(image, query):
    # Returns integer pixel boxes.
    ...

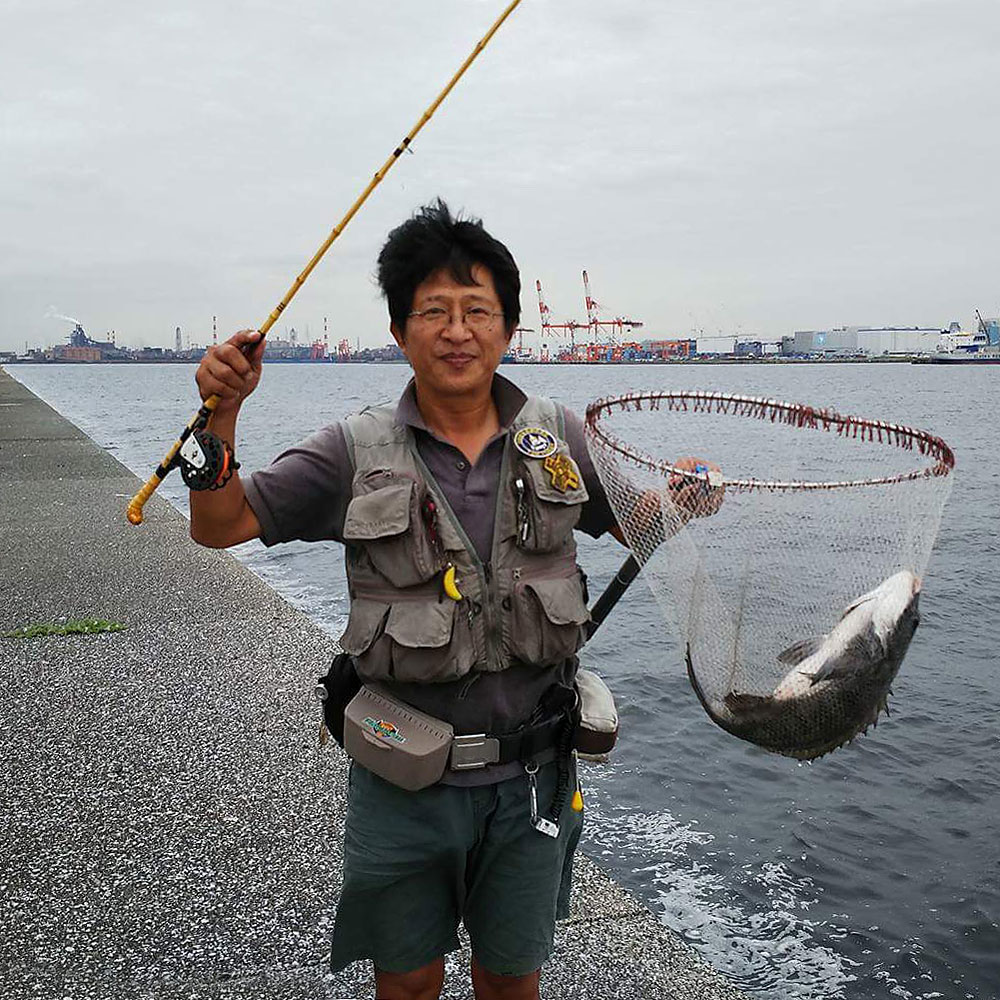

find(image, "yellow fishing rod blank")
[127,0,524,525]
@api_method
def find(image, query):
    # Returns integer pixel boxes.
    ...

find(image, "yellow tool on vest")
[442,564,463,601]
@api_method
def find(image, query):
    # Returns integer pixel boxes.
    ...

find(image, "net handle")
[585,391,955,492]
[585,555,641,639]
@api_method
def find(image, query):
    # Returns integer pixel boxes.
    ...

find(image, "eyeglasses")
[407,305,505,335]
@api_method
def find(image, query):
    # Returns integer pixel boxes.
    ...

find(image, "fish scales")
[687,570,921,760]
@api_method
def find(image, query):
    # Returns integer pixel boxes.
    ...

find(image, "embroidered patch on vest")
[514,426,558,459]
[543,453,581,492]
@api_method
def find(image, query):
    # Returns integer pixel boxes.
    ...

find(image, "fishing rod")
[126,0,524,525]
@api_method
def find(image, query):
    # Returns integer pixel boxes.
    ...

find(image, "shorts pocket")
[343,474,438,588]
[508,576,589,666]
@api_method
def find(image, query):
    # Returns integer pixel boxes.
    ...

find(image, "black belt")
[449,714,568,771]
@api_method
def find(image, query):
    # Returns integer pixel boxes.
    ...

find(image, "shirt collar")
[394,373,528,436]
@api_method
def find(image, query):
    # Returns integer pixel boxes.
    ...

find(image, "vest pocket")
[514,455,589,553]
[385,600,474,683]
[340,598,391,659]
[343,477,439,588]
[340,596,477,683]
[508,575,590,666]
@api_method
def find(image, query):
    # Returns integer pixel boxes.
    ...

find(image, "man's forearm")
[188,407,261,548]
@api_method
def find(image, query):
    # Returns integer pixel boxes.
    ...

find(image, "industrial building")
[785,326,945,357]
[51,324,129,362]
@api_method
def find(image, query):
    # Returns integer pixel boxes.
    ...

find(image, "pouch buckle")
[450,733,501,770]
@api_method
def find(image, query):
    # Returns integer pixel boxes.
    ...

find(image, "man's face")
[391,265,511,400]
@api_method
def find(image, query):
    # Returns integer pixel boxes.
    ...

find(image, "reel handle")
[126,398,220,524]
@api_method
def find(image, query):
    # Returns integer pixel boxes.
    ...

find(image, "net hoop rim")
[584,390,955,492]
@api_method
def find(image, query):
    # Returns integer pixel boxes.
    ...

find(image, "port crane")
[582,270,643,344]
[536,279,586,356]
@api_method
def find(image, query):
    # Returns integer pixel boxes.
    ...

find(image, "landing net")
[585,391,954,713]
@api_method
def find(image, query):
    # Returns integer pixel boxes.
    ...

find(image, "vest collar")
[394,373,528,437]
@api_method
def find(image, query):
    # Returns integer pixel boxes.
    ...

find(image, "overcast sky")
[3,0,998,353]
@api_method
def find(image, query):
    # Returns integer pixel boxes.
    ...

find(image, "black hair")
[376,199,521,336]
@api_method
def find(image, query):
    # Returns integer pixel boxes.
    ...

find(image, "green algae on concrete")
[1,618,127,639]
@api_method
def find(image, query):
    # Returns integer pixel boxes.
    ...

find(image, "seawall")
[0,367,749,1000]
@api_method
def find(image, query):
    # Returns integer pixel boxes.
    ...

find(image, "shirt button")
[456,460,467,470]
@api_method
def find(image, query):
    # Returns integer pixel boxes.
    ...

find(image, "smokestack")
[175,326,182,353]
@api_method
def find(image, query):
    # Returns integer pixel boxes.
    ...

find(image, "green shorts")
[329,756,583,977]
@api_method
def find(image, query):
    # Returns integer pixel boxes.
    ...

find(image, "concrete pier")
[0,368,748,1000]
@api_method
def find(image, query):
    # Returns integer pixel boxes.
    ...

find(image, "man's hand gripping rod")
[127,0,524,524]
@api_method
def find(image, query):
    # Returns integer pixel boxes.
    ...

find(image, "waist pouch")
[574,669,618,762]
[315,652,362,748]
[344,683,455,791]
[341,682,572,791]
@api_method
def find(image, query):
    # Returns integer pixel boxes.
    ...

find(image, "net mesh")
[584,391,954,751]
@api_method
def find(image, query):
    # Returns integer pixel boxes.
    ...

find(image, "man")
[190,200,719,1000]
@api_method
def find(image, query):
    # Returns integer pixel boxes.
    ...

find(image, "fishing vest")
[339,396,591,685]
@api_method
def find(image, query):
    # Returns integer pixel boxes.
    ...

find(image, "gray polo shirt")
[244,374,617,783]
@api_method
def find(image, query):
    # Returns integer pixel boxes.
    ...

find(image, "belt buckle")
[450,733,501,770]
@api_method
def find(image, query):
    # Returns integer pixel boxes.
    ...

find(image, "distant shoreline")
[1,355,946,367]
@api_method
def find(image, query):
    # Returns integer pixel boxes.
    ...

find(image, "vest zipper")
[484,435,512,671]
[407,433,494,669]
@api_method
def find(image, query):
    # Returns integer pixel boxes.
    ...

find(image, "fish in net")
[584,391,955,761]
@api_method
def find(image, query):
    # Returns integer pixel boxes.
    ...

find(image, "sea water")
[10,361,999,1000]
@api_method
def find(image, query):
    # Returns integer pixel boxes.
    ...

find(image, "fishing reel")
[176,428,239,491]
